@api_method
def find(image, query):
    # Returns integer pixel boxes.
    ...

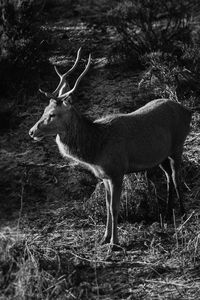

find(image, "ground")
[1,10,200,300]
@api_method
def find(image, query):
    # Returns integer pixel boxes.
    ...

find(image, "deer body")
[55,99,191,177]
[29,50,191,249]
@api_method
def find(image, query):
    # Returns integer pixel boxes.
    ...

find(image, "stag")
[29,49,192,250]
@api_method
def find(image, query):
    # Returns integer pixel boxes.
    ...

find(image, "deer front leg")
[101,179,112,244]
[109,176,123,249]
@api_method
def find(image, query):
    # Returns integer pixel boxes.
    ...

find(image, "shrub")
[138,52,181,101]
[139,43,200,104]
[0,0,48,97]
[107,0,198,65]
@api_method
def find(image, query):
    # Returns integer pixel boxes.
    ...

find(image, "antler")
[58,54,91,100]
[53,47,82,96]
[39,47,82,98]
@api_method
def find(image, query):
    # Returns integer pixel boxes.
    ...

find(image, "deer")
[29,49,192,250]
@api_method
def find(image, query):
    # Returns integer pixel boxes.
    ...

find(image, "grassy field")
[1,2,200,299]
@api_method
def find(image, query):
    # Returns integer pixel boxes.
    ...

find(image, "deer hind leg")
[169,152,185,216]
[101,179,112,244]
[159,158,174,220]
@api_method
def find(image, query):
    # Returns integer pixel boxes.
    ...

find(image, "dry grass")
[1,207,200,299]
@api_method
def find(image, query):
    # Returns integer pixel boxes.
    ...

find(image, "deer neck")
[56,106,100,164]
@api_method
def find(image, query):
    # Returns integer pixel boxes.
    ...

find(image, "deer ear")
[39,89,54,99]
[63,96,73,106]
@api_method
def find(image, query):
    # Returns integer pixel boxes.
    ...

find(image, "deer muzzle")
[29,123,44,141]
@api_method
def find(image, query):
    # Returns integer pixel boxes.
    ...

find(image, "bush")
[138,52,181,101]
[138,46,200,104]
[107,0,199,65]
[0,0,48,97]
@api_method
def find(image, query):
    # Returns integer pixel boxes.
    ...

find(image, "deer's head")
[29,49,91,141]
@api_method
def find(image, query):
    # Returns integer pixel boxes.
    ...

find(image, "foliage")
[138,52,181,101]
[75,0,115,26]
[139,45,200,103]
[43,0,76,19]
[0,0,47,97]
[107,0,199,65]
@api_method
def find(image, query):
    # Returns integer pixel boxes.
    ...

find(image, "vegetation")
[0,0,200,299]
[138,50,200,103]
[107,0,198,64]
[0,0,47,97]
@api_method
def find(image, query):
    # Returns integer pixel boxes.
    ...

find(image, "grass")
[1,207,200,299]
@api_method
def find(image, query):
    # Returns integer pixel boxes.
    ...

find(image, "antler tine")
[52,47,82,96]
[59,54,91,100]
[62,47,82,76]
[54,65,62,78]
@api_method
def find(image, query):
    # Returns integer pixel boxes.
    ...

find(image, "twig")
[175,211,195,234]
[17,166,28,238]
[18,162,70,169]
[144,278,194,288]
[69,251,112,265]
